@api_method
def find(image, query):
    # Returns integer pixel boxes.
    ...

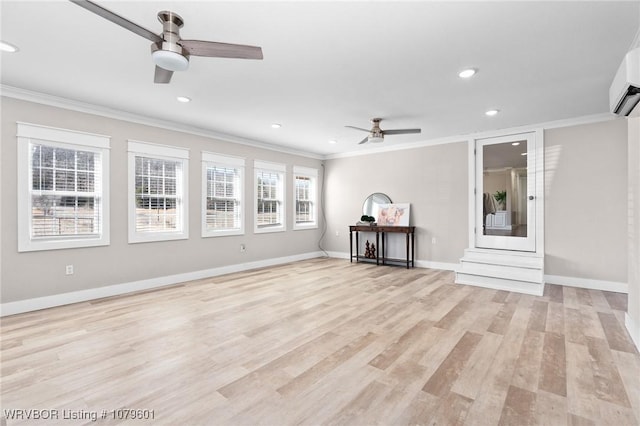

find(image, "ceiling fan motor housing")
[151,11,189,71]
[370,118,384,141]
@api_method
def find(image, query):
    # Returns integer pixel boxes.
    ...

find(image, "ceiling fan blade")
[69,0,162,44]
[345,126,371,132]
[180,40,263,59]
[154,66,173,84]
[358,136,369,145]
[383,129,422,135]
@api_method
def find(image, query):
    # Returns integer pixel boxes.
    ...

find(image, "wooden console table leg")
[376,231,380,266]
[405,232,410,269]
[349,229,353,263]
[411,231,415,268]
[356,231,359,263]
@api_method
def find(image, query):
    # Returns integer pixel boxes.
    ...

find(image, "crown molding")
[0,85,324,160]
[324,112,617,160]
[2,85,618,162]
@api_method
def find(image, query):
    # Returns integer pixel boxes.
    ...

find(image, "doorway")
[457,130,544,295]
[475,132,537,252]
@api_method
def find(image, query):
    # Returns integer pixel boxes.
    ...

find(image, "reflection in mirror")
[482,140,527,237]
[362,193,392,219]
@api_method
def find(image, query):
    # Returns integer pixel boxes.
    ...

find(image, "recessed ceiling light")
[458,68,477,78]
[512,142,520,146]
[176,96,191,103]
[521,152,527,156]
[485,109,500,116]
[271,123,282,129]
[0,41,19,53]
[328,140,337,144]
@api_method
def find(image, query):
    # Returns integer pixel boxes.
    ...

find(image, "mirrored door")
[475,132,536,251]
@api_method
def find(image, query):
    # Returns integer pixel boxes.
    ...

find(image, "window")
[17,122,110,252]
[254,160,285,233]
[128,141,189,243]
[293,166,318,230]
[202,153,244,237]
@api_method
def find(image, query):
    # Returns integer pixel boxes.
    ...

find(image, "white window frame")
[17,122,110,252]
[292,166,318,230]
[128,140,189,243]
[254,160,286,234]
[201,152,245,237]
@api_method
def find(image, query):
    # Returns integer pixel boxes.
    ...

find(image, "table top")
[349,225,415,233]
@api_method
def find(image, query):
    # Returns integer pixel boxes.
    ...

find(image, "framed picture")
[377,203,410,226]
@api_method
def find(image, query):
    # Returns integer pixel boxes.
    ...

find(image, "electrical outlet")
[335,230,340,237]
[431,237,437,244]
[240,244,246,252]
[65,265,74,275]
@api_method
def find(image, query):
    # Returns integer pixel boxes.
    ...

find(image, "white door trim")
[467,129,544,257]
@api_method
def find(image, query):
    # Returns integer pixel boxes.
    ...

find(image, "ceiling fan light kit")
[152,49,189,71]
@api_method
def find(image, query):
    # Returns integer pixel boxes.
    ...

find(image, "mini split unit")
[610,47,640,116]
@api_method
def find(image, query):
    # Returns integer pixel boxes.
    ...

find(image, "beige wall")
[1,97,632,307]
[628,116,640,346]
[322,142,469,265]
[544,119,628,282]
[324,119,629,284]
[1,97,323,303]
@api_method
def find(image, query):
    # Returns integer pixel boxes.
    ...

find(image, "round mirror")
[362,193,392,220]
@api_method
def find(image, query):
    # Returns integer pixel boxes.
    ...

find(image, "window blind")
[30,143,102,238]
[134,156,182,233]
[205,165,241,231]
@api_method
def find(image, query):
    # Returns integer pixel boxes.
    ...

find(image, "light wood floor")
[1,258,639,425]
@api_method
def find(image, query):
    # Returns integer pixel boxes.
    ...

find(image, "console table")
[349,225,415,268]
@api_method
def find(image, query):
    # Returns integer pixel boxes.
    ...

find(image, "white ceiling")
[1,1,638,157]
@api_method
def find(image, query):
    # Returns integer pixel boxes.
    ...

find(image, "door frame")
[466,129,544,256]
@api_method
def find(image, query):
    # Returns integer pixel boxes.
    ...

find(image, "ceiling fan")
[346,118,421,144]
[69,0,263,84]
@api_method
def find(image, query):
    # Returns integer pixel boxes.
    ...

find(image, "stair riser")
[461,251,543,269]
[455,272,544,296]
[459,261,543,282]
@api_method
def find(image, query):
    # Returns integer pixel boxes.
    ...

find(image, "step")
[461,248,543,269]
[458,260,543,283]
[456,248,545,296]
[455,272,545,296]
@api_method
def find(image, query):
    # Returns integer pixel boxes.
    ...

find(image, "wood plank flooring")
[1,258,638,425]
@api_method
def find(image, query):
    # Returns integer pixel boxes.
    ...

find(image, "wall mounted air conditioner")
[610,47,640,116]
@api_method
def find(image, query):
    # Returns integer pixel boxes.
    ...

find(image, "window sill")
[128,232,189,244]
[293,224,318,231]
[254,226,285,234]
[202,229,244,238]
[18,236,110,252]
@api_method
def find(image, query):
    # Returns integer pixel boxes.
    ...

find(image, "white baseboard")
[3,253,628,317]
[626,313,640,352]
[0,251,325,317]
[326,251,349,260]
[415,260,459,271]
[544,274,628,294]
[326,251,458,271]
